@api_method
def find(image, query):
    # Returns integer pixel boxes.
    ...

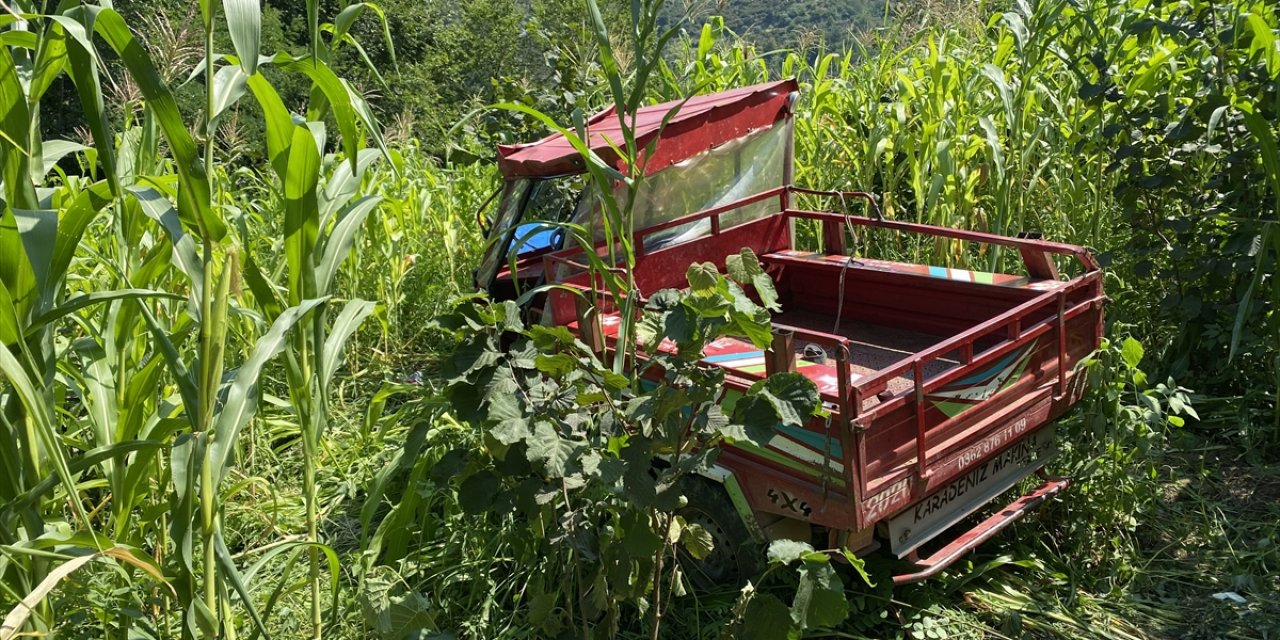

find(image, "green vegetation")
[662,0,893,54]
[0,1,1277,640]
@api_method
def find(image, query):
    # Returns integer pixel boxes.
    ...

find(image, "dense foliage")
[0,0,1277,639]
[661,0,892,54]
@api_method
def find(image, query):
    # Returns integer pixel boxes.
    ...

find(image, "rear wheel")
[675,476,759,589]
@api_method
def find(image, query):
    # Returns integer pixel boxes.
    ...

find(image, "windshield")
[476,120,790,292]
[571,119,790,251]
[475,176,584,290]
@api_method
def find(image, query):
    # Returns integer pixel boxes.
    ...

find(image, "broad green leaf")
[686,261,720,292]
[725,248,762,284]
[245,72,295,179]
[619,510,663,558]
[534,353,576,378]
[749,373,819,427]
[281,54,361,171]
[697,22,714,59]
[37,140,89,181]
[0,46,36,211]
[46,181,112,306]
[680,522,714,560]
[52,13,119,196]
[739,593,794,640]
[766,538,814,565]
[1120,336,1144,370]
[728,286,774,349]
[793,562,847,629]
[0,210,35,318]
[526,421,575,478]
[487,379,530,445]
[10,210,57,308]
[726,247,779,311]
[0,280,19,346]
[1245,12,1280,78]
[241,252,284,321]
[29,21,68,105]
[168,431,201,617]
[727,396,781,444]
[366,591,436,639]
[322,149,380,221]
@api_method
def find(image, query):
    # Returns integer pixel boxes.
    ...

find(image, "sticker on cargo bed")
[927,342,1036,418]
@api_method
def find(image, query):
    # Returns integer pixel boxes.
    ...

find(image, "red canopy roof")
[497,79,798,179]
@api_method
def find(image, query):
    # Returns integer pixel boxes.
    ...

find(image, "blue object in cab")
[513,223,562,254]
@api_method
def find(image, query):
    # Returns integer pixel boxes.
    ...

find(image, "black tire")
[675,476,760,589]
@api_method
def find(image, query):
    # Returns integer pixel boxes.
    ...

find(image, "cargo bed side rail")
[779,207,1103,498]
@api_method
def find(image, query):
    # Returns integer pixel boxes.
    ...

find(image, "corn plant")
[0,0,390,637]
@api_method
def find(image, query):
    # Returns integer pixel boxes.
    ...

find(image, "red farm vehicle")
[474,80,1105,585]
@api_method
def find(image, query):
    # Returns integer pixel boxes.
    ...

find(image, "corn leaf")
[322,148,380,222]
[321,300,375,387]
[222,0,261,76]
[86,8,221,240]
[0,46,35,211]
[210,298,325,484]
[37,140,88,181]
[209,64,249,131]
[317,195,380,293]
[133,301,200,418]
[244,72,295,179]
[9,210,57,310]
[27,289,183,339]
[213,532,270,637]
[5,440,164,513]
[281,55,360,171]
[46,181,113,306]
[284,125,321,305]
[0,332,87,527]
[49,13,119,197]
[128,186,205,302]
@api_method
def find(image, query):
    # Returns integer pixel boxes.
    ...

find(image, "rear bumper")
[891,475,1069,585]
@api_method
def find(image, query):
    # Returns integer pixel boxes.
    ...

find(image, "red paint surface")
[531,188,1102,567]
[497,80,798,178]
